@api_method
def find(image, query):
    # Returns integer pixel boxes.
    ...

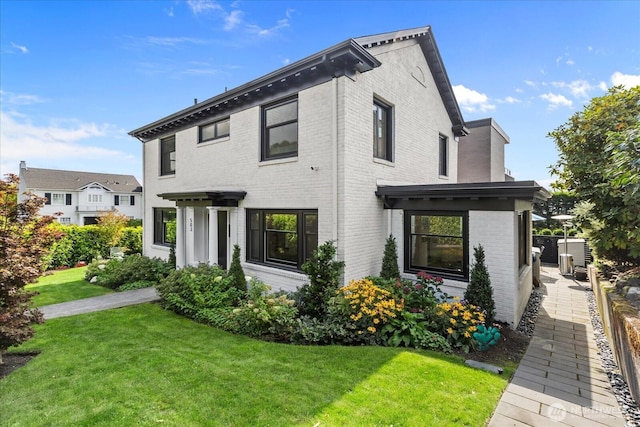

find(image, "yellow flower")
[367,326,376,333]
[450,318,457,325]
[446,327,454,335]
[452,310,459,317]
[464,331,471,338]
[373,318,380,324]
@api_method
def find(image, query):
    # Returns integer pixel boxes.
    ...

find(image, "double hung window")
[200,118,230,143]
[262,98,298,160]
[160,135,176,176]
[153,208,176,246]
[373,99,393,161]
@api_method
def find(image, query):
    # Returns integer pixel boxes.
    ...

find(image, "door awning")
[158,190,246,207]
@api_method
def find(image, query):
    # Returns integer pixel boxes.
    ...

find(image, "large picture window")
[247,209,317,270]
[262,98,298,160]
[405,211,468,278]
[373,99,393,161]
[160,135,176,176]
[154,208,176,246]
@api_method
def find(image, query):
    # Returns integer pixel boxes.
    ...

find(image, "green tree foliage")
[228,244,247,292]
[0,174,60,364]
[296,241,345,318]
[533,191,578,229]
[464,245,495,325]
[380,234,400,280]
[97,211,130,248]
[549,86,640,263]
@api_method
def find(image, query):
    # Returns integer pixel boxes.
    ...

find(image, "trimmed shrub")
[552,228,565,236]
[538,228,553,235]
[295,241,345,319]
[464,245,495,324]
[118,226,142,255]
[380,234,400,280]
[227,244,247,291]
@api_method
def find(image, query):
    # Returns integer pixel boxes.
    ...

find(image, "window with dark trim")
[518,211,530,269]
[405,211,468,279]
[246,209,317,270]
[262,98,298,160]
[160,135,176,176]
[373,99,393,161]
[199,118,230,143]
[153,208,176,246]
[439,134,448,176]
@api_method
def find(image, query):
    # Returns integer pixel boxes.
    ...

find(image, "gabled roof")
[129,25,467,141]
[355,26,467,136]
[20,167,142,193]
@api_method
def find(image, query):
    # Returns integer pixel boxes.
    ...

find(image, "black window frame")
[261,97,298,161]
[404,210,469,280]
[246,209,318,271]
[199,117,230,143]
[518,211,530,270]
[160,135,176,176]
[439,134,448,177]
[373,98,393,162]
[153,207,176,246]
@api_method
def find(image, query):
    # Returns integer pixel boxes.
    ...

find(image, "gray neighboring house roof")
[21,167,142,193]
[129,25,467,141]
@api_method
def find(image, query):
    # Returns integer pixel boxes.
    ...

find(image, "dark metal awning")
[158,190,246,207]
[376,181,550,210]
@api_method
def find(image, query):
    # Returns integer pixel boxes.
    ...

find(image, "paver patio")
[488,266,626,426]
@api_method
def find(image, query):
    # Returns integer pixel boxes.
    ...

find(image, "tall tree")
[0,174,60,364]
[549,86,640,263]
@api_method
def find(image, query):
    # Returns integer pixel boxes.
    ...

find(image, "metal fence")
[533,235,592,266]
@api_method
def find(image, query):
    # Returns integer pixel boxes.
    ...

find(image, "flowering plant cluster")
[332,278,404,344]
[435,298,485,353]
[395,271,450,313]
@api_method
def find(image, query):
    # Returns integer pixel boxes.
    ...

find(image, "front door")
[218,210,228,269]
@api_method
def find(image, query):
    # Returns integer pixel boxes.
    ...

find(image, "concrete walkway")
[40,287,160,319]
[488,267,626,426]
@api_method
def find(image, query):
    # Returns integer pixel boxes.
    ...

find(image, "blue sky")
[1,0,639,187]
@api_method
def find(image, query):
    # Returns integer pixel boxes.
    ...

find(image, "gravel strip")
[516,287,543,338]
[584,287,640,426]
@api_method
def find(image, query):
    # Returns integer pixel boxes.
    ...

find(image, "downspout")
[332,77,339,242]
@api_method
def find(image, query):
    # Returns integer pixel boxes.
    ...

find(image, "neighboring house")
[129,26,549,328]
[18,161,143,225]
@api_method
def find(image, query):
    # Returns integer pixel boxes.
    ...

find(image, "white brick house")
[18,161,143,225]
[129,26,548,328]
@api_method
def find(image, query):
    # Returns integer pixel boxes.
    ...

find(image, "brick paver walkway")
[488,267,626,426]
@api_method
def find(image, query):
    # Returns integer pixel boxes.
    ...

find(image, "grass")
[2,269,513,426]
[27,267,112,307]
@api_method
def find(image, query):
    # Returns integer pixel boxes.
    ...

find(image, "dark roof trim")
[158,191,247,207]
[356,26,468,137]
[129,40,381,141]
[376,181,550,209]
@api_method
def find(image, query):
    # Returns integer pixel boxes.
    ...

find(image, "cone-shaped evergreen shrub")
[380,234,400,280]
[464,244,495,324]
[228,244,247,292]
[296,241,345,318]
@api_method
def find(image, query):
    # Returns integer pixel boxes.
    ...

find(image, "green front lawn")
[27,267,112,307]
[2,303,510,426]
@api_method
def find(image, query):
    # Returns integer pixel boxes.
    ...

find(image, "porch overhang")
[158,190,247,207]
[376,181,550,210]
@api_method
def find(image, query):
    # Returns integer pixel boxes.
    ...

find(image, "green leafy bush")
[295,241,345,318]
[85,254,172,291]
[118,226,142,255]
[435,299,485,353]
[156,264,243,324]
[552,228,565,236]
[538,228,552,235]
[223,280,297,340]
[291,316,350,345]
[387,272,449,313]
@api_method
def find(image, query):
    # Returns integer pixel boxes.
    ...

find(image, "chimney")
[19,160,26,170]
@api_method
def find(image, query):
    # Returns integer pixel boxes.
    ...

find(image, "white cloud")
[246,17,290,37]
[611,72,640,89]
[0,111,131,176]
[166,7,174,17]
[282,58,291,66]
[142,36,209,47]
[599,81,608,91]
[552,79,593,98]
[499,96,521,104]
[524,80,537,88]
[187,0,221,14]
[0,90,47,105]
[224,9,243,30]
[452,85,496,113]
[566,59,575,66]
[10,42,29,54]
[540,93,573,110]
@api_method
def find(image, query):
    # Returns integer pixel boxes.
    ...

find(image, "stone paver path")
[40,287,160,319]
[488,268,626,426]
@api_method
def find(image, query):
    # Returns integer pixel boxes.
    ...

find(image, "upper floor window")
[439,134,448,177]
[200,118,230,143]
[246,209,317,271]
[45,192,71,206]
[160,135,176,176]
[405,211,468,279]
[115,195,134,206]
[88,194,102,203]
[373,99,393,161]
[51,193,65,205]
[262,98,298,161]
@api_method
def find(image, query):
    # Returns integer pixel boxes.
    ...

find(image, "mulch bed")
[0,352,40,380]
